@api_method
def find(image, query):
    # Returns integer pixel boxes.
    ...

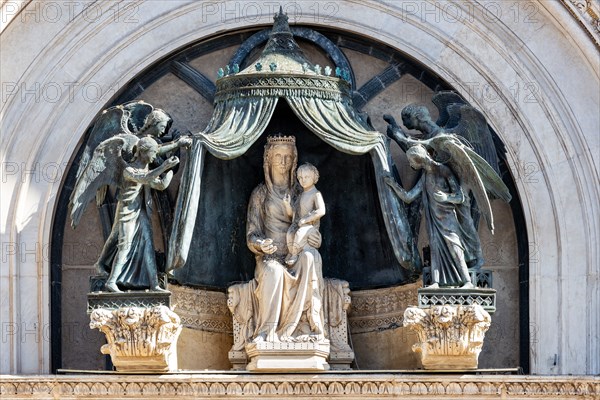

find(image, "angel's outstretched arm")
[123,156,179,186]
[149,170,173,191]
[385,175,423,204]
[158,136,192,155]
[387,126,419,152]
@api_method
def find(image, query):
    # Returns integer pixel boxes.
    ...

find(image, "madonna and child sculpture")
[246,136,326,344]
[227,135,356,371]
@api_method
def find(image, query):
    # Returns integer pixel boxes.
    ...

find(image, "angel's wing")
[433,92,502,175]
[122,101,154,133]
[69,134,138,228]
[430,136,496,233]
[432,91,465,128]
[75,106,130,181]
[445,104,501,175]
[464,147,512,203]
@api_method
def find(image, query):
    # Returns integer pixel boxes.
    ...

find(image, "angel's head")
[405,144,430,170]
[141,109,172,137]
[401,104,431,130]
[136,137,160,164]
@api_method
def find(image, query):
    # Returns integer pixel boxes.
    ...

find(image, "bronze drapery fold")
[167,97,279,271]
[167,93,420,274]
[286,96,420,272]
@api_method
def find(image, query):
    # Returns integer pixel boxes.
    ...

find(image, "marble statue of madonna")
[246,135,326,343]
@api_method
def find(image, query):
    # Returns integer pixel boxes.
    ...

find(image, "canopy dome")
[215,9,352,103]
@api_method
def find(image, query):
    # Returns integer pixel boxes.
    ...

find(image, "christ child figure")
[283,163,326,266]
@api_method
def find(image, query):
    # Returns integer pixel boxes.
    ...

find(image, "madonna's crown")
[267,135,296,145]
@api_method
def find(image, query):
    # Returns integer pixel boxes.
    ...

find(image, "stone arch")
[1,1,597,374]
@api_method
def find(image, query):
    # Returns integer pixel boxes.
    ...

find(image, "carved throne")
[227,278,354,370]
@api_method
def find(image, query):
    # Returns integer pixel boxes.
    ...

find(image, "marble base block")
[89,305,182,372]
[245,341,330,372]
[403,304,491,370]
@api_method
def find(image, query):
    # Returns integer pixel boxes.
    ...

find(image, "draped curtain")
[288,97,419,270]
[167,97,278,270]
[167,94,420,273]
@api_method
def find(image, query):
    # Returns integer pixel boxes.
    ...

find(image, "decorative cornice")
[214,74,352,103]
[170,285,232,333]
[561,0,600,47]
[0,375,597,398]
[348,281,420,334]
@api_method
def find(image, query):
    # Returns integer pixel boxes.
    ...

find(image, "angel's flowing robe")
[422,165,482,285]
[95,168,158,288]
[246,183,325,341]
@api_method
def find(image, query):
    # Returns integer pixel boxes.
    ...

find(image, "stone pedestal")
[245,341,330,372]
[228,278,354,370]
[403,304,491,370]
[89,305,182,372]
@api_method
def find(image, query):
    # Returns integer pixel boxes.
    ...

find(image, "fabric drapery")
[286,96,418,270]
[167,97,278,270]
[167,94,420,273]
[201,97,279,159]
[285,97,381,154]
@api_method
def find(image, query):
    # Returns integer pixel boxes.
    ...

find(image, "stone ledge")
[245,341,331,372]
[87,291,172,313]
[1,374,597,398]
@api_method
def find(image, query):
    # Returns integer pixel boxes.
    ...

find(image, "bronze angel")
[69,101,191,292]
[383,92,511,288]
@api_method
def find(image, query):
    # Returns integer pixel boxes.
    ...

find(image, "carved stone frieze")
[348,281,420,334]
[404,305,491,370]
[173,282,420,338]
[89,305,182,372]
[170,284,232,333]
[1,375,597,398]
